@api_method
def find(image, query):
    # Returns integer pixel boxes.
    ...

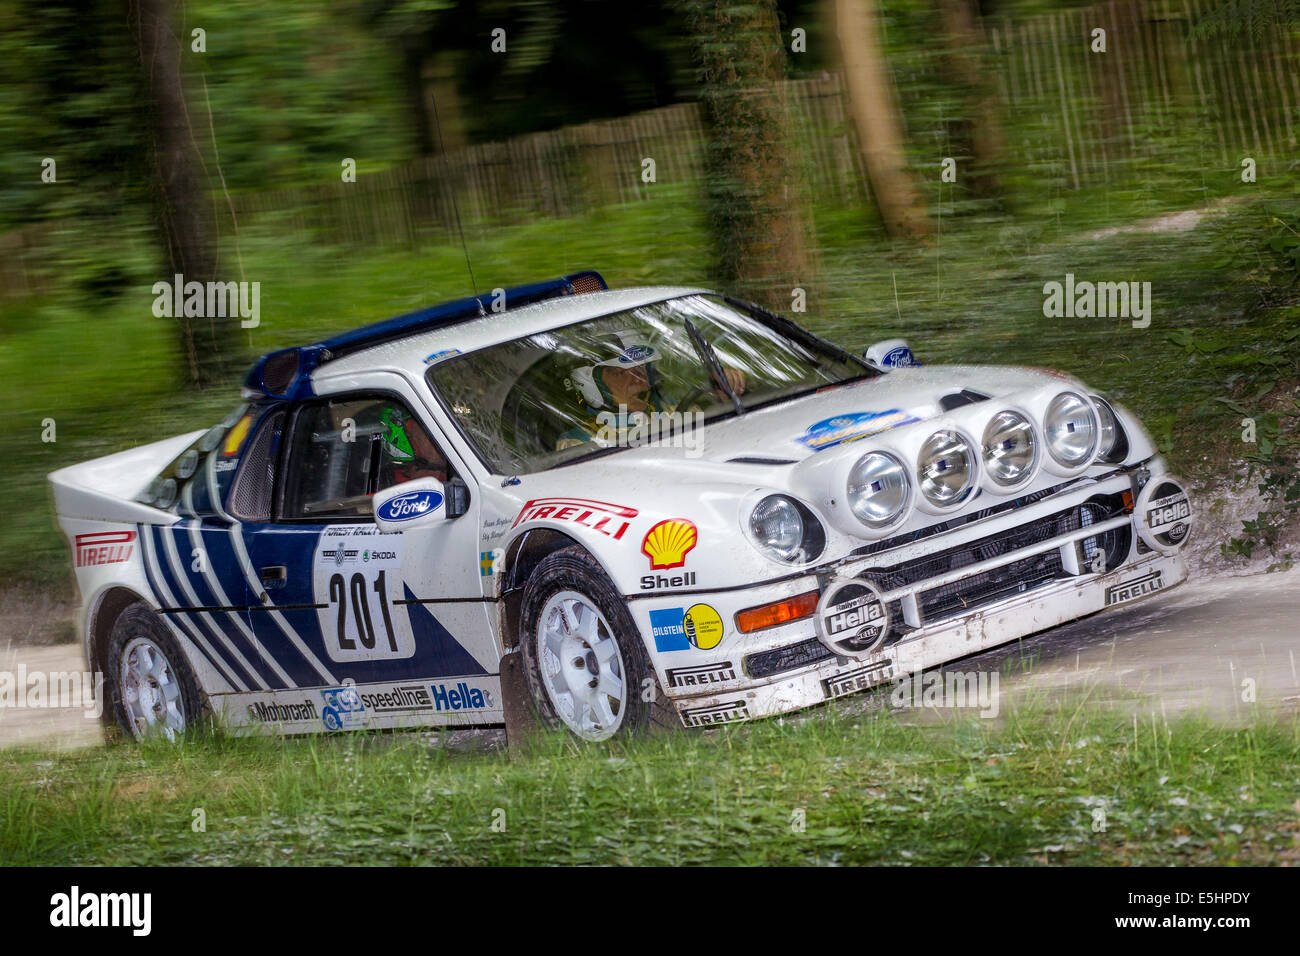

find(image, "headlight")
[1091,396,1128,463]
[749,495,825,563]
[198,424,224,454]
[140,477,165,506]
[1044,392,1099,467]
[918,430,975,506]
[176,448,200,480]
[982,411,1036,486]
[154,478,178,509]
[847,452,910,528]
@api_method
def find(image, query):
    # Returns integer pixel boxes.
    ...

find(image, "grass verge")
[2,703,1297,866]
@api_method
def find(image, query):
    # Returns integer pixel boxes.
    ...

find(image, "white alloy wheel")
[535,590,627,741]
[118,635,187,741]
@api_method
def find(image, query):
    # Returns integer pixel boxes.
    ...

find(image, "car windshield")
[425,293,873,474]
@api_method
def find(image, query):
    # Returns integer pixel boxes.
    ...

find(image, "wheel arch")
[84,586,153,728]
[498,528,621,650]
[86,586,151,675]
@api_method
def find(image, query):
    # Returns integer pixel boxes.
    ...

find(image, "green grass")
[3,179,1299,589]
[2,702,1297,865]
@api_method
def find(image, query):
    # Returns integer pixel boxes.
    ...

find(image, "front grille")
[915,547,1064,620]
[742,494,1132,681]
[746,637,833,680]
[871,495,1130,626]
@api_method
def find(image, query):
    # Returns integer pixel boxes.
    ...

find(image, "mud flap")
[499,650,543,752]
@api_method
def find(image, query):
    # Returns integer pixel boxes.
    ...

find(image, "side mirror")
[445,476,470,519]
[864,339,919,371]
[373,478,447,531]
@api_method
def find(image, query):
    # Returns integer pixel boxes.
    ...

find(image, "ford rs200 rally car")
[50,270,1194,742]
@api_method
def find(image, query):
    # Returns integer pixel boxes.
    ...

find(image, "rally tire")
[105,603,206,743]
[519,546,675,741]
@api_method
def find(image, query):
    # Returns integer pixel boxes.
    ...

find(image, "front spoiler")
[670,550,1187,728]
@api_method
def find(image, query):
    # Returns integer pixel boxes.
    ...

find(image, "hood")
[679,364,1074,465]
[491,362,1144,591]
[520,363,1085,496]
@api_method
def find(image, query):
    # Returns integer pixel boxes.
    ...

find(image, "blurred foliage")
[1193,0,1300,37]
[3,703,1298,865]
[195,0,409,190]
[0,0,410,228]
[1,0,1299,580]
[0,1,146,225]
[371,0,695,142]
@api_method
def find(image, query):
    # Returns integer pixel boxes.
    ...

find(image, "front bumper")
[629,464,1190,727]
[671,550,1184,726]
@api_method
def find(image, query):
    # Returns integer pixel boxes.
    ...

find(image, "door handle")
[260,565,287,586]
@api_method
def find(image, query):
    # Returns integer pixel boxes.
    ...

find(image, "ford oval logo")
[882,345,918,368]
[377,489,443,522]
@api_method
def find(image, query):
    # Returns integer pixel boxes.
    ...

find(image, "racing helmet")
[571,331,662,408]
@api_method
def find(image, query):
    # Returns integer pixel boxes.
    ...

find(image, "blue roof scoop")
[242,270,606,401]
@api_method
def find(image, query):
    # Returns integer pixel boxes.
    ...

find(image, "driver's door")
[239,391,496,705]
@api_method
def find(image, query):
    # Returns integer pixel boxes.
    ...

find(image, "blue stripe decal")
[154,525,276,689]
[240,522,488,684]
[402,584,488,678]
[141,525,249,691]
[197,523,321,688]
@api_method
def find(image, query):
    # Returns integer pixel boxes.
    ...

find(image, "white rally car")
[50,271,1193,742]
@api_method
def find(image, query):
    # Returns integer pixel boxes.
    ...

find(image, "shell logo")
[641,519,698,570]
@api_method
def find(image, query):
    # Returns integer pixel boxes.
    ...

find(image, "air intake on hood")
[939,389,991,411]
[727,456,797,465]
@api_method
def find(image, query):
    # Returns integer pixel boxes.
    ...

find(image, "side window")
[229,408,285,522]
[280,396,449,521]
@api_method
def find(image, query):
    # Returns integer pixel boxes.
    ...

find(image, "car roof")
[310,284,707,389]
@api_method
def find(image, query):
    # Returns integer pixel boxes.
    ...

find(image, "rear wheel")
[106,604,204,742]
[519,547,673,741]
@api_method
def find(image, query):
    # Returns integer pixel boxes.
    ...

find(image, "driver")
[556,332,745,451]
[378,405,449,484]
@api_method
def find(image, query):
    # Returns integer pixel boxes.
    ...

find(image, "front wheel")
[518,547,671,741]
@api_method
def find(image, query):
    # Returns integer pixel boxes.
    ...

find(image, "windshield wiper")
[684,318,743,416]
[723,295,881,378]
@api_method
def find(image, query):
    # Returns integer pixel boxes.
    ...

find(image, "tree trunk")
[132,0,227,388]
[403,41,437,156]
[833,0,933,238]
[675,0,811,311]
[936,0,1005,200]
